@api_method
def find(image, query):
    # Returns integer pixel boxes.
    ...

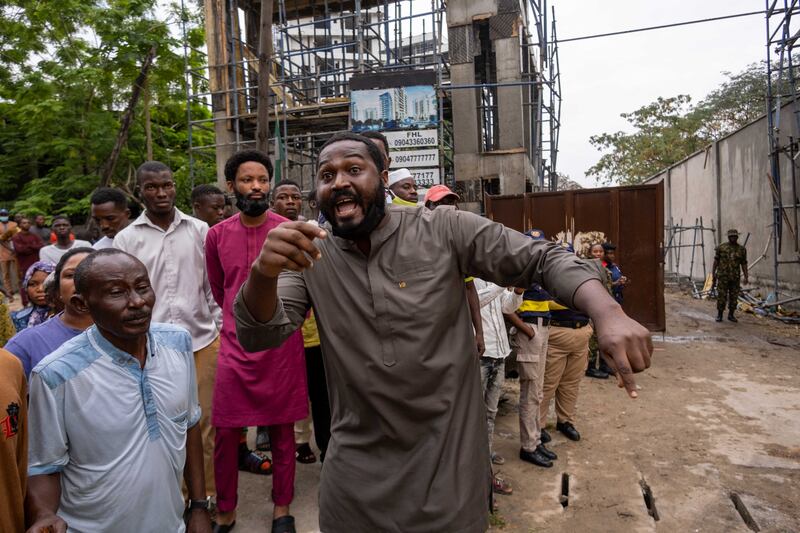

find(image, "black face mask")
[320,183,386,240]
[234,189,269,217]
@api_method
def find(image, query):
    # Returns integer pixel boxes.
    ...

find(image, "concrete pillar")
[446,0,498,26]
[495,36,524,151]
[450,63,480,156]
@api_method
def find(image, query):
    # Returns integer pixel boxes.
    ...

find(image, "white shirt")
[474,278,523,359]
[28,324,201,533]
[113,209,220,351]
[39,240,93,265]
[92,235,114,249]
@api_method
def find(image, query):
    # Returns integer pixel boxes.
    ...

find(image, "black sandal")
[295,443,317,464]
[213,520,236,533]
[272,515,296,533]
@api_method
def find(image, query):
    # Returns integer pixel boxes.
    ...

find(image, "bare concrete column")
[450,62,480,156]
[495,36,525,151]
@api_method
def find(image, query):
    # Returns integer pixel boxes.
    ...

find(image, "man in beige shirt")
[234,132,652,533]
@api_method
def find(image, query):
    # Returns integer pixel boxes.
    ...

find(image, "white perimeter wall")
[648,105,800,295]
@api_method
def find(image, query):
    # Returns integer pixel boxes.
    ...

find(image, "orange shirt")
[0,349,27,533]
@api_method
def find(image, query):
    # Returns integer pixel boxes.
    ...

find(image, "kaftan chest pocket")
[390,263,436,300]
[391,260,435,281]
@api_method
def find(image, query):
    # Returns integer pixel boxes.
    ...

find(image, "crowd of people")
[0,130,651,533]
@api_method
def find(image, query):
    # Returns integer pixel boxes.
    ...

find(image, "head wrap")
[23,261,55,290]
[20,261,54,329]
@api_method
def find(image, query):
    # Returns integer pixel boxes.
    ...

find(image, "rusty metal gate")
[485,183,665,331]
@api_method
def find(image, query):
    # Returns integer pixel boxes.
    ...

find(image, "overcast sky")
[549,0,768,186]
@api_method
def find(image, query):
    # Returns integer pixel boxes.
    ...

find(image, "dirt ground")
[234,289,800,532]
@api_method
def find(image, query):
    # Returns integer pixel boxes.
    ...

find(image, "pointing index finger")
[601,352,639,399]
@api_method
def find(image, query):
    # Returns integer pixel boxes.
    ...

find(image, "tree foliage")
[0,0,215,218]
[587,60,782,186]
[587,95,708,186]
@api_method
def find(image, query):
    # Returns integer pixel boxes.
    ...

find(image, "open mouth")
[335,197,361,218]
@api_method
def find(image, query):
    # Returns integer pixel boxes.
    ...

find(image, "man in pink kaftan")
[205,149,307,533]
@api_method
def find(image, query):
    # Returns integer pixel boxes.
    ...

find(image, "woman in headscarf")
[5,248,94,376]
[10,261,54,333]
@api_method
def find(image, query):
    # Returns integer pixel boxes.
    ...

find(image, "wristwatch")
[188,497,211,511]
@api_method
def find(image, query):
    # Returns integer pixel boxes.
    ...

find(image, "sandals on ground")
[295,443,317,464]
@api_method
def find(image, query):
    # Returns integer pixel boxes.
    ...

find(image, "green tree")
[0,0,214,218]
[587,95,709,186]
[586,60,791,186]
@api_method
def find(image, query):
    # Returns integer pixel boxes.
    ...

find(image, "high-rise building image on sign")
[379,92,393,121]
[393,87,406,120]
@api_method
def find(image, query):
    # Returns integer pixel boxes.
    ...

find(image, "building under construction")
[186,0,561,209]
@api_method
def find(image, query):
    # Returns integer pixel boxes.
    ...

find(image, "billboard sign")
[410,168,441,188]
[351,85,438,133]
[384,129,439,149]
[391,149,439,168]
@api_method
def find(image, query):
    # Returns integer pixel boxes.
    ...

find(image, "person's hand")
[620,276,628,285]
[744,276,749,285]
[513,287,525,295]
[26,514,68,533]
[476,333,485,356]
[593,308,652,399]
[253,221,327,278]
[521,324,535,339]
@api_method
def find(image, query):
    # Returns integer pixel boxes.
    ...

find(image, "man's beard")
[234,190,269,217]
[320,185,386,240]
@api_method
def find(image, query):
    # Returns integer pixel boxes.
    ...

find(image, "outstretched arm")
[447,209,652,398]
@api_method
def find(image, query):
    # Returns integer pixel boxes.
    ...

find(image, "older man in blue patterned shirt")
[25,249,211,533]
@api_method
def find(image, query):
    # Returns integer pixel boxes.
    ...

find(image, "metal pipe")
[180,0,195,186]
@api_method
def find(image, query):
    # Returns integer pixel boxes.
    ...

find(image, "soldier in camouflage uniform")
[712,229,749,322]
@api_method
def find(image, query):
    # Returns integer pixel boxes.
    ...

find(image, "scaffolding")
[530,1,561,190]
[184,0,450,192]
[184,0,560,196]
[663,217,717,292]
[765,0,800,301]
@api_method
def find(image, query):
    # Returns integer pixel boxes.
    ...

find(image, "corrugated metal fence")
[485,183,665,331]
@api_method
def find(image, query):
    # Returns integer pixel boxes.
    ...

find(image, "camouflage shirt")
[714,242,747,281]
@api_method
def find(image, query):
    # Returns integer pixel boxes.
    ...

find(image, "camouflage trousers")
[716,277,740,313]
